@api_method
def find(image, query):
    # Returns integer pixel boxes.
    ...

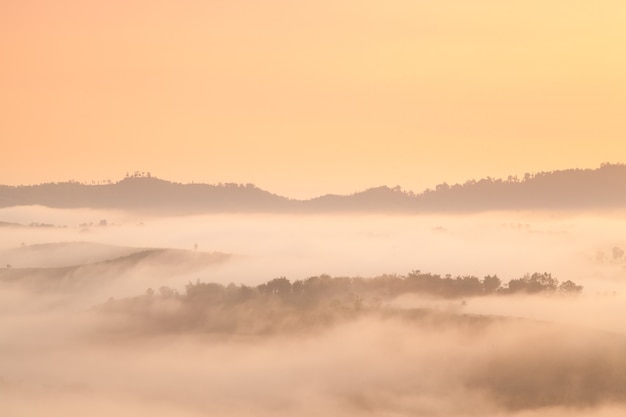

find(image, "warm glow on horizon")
[2,0,625,198]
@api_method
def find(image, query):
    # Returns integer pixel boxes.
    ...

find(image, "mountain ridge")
[1,163,625,213]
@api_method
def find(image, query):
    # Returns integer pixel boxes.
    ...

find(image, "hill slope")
[2,164,626,213]
[0,248,231,292]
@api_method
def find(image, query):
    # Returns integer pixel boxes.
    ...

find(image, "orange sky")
[2,1,625,198]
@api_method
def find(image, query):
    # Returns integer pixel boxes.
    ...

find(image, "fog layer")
[2,208,626,416]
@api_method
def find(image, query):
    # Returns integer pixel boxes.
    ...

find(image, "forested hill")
[1,164,625,213]
[416,163,626,211]
[0,176,292,213]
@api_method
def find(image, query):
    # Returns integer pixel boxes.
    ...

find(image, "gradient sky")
[2,1,625,198]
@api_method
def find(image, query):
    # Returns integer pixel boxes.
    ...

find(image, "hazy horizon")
[2,1,626,198]
[0,161,622,197]
[2,1,625,415]
[3,163,626,217]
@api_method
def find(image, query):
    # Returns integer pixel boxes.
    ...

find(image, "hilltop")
[1,164,626,213]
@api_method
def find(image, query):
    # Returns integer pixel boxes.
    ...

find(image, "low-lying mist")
[2,207,626,416]
[3,299,626,417]
[3,207,626,288]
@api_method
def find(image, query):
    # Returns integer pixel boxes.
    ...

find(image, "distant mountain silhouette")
[1,164,626,213]
[0,176,291,213]
[303,186,417,212]
[415,163,626,212]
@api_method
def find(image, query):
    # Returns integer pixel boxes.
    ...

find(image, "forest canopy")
[99,271,583,336]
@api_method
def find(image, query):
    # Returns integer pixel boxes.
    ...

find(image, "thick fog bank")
[2,207,626,416]
[2,308,626,417]
[2,207,626,289]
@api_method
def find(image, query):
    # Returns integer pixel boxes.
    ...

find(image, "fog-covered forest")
[97,271,584,339]
[2,203,626,416]
[4,0,626,413]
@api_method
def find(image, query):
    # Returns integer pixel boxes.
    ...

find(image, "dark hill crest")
[1,163,626,213]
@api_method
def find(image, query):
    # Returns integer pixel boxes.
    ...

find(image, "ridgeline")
[2,164,626,213]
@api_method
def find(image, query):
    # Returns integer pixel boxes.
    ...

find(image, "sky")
[1,0,625,198]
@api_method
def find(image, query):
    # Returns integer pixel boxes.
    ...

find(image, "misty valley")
[2,203,626,416]
[4,0,625,413]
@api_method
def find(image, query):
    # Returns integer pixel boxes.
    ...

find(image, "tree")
[559,280,583,294]
[483,275,501,293]
[159,286,178,298]
[264,277,292,296]
[185,281,225,302]
[507,272,559,294]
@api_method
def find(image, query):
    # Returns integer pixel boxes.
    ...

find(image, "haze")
[2,207,626,416]
[2,1,626,197]
[3,0,626,415]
